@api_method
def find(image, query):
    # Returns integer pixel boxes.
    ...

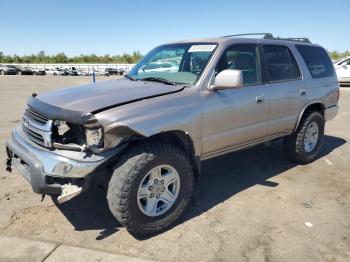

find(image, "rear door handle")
[300,89,308,96]
[256,95,265,103]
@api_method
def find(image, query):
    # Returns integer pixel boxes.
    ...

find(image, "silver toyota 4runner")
[6,33,339,236]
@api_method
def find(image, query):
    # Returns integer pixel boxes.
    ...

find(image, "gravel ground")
[0,76,349,262]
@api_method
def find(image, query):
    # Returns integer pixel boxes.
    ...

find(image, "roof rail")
[222,33,273,38]
[222,33,311,43]
[266,36,311,44]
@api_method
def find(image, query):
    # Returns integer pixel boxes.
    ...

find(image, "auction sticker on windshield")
[188,45,216,52]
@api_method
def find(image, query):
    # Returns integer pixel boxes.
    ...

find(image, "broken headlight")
[85,127,104,148]
[54,120,70,135]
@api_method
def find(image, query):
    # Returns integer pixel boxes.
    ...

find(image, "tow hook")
[6,158,12,172]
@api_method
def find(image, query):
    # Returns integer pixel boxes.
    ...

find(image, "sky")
[1,0,349,56]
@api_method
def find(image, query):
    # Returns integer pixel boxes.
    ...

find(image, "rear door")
[262,45,304,135]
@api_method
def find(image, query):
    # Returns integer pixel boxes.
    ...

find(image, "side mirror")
[209,69,243,91]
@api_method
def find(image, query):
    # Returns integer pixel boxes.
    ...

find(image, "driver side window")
[216,44,261,86]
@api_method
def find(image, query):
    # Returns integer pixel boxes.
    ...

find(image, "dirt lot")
[0,76,349,262]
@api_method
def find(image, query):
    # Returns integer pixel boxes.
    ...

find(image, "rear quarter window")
[296,45,334,78]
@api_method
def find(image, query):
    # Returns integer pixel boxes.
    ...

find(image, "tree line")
[0,51,143,64]
[0,50,349,64]
[327,50,350,61]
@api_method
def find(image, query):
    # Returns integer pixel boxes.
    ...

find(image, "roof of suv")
[167,34,318,48]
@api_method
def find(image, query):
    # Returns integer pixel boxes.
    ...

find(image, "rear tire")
[107,142,194,236]
[284,111,325,164]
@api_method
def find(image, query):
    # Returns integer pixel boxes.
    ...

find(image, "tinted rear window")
[296,45,334,78]
[263,45,301,82]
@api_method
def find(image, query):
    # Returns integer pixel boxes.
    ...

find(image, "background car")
[45,68,61,76]
[14,66,33,75]
[58,68,70,76]
[334,56,350,84]
[31,68,46,75]
[104,67,118,75]
[89,69,109,76]
[0,64,18,75]
[64,66,79,76]
[116,67,125,75]
[6,65,33,75]
[104,67,125,75]
[76,70,86,76]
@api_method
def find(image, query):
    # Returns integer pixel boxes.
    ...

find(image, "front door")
[202,44,269,156]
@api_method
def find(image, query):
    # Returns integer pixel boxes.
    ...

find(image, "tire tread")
[107,142,193,236]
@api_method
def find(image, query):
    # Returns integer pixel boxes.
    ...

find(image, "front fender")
[97,87,203,156]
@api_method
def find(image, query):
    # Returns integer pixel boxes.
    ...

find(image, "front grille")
[21,107,52,147]
[25,107,49,125]
[22,124,46,146]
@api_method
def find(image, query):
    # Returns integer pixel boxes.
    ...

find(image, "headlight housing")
[54,120,70,135]
[85,127,104,148]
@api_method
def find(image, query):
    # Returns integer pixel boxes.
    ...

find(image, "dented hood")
[28,79,184,124]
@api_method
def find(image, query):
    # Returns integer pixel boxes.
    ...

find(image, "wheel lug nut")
[154,179,158,183]
[148,186,153,191]
[150,194,154,198]
[162,187,165,192]
[156,194,160,198]
[161,180,164,184]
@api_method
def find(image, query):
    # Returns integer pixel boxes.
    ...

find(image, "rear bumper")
[325,105,339,121]
[6,127,115,195]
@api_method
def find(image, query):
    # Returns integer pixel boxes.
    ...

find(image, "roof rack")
[222,33,274,38]
[222,33,311,44]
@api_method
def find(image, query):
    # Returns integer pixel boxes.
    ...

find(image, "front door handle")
[300,89,308,96]
[256,95,265,103]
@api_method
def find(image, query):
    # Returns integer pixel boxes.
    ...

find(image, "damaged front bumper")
[6,126,117,203]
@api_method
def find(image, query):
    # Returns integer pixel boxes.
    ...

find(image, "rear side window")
[263,45,301,82]
[296,45,334,78]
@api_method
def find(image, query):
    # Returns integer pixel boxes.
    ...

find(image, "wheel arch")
[294,101,325,132]
[118,130,201,182]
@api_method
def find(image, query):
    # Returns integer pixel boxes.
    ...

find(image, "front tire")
[284,111,325,164]
[107,142,194,236]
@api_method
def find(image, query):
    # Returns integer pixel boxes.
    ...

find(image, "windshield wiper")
[124,74,137,81]
[140,77,176,85]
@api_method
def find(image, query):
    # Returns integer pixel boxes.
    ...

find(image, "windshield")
[128,43,217,85]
